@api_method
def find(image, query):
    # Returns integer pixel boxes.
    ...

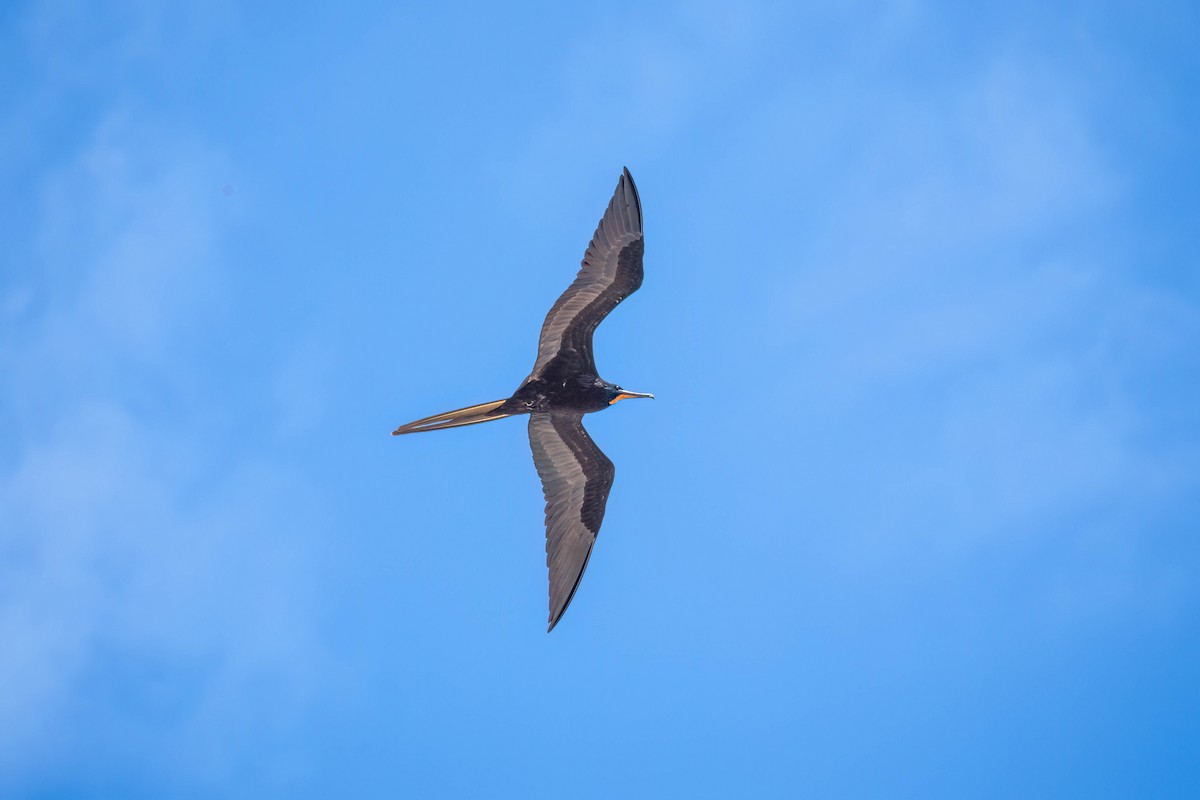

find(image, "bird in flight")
[393,168,652,632]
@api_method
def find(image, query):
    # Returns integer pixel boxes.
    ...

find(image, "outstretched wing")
[527,413,616,631]
[526,168,644,381]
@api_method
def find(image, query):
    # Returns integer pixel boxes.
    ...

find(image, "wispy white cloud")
[0,112,329,781]
[498,0,778,209]
[747,41,1200,617]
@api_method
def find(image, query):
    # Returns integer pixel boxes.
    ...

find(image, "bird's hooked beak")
[609,390,655,405]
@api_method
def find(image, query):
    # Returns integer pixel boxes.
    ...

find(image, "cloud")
[0,114,328,782]
[757,44,1200,605]
[497,0,778,208]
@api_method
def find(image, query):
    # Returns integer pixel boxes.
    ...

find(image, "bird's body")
[393,168,651,631]
[502,371,628,415]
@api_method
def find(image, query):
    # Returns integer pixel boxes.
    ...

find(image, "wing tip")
[617,166,642,233]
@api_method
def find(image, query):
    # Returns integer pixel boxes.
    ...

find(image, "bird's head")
[605,384,655,405]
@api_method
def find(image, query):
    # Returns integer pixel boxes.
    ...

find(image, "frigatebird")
[393,168,652,632]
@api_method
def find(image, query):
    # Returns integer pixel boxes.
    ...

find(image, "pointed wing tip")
[617,167,642,232]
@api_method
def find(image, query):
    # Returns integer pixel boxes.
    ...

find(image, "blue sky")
[2,1,1198,797]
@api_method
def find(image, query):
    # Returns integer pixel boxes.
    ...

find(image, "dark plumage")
[393,168,652,631]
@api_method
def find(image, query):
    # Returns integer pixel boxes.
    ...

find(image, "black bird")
[393,168,652,631]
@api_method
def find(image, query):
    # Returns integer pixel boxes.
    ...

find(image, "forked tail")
[392,399,514,435]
